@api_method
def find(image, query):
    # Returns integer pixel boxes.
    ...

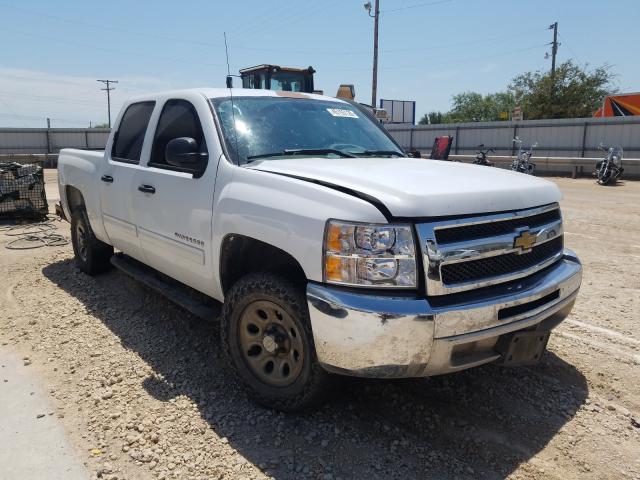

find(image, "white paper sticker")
[326,108,359,118]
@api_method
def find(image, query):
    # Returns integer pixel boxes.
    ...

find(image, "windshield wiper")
[351,150,405,157]
[247,149,356,162]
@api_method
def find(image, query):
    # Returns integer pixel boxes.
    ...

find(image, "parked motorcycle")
[594,143,624,185]
[473,144,494,166]
[511,137,537,175]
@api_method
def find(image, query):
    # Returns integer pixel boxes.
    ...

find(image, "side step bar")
[110,253,221,320]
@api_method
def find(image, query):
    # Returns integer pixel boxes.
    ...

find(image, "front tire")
[70,207,113,275]
[221,273,332,412]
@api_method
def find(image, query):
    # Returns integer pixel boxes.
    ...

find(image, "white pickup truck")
[57,88,582,411]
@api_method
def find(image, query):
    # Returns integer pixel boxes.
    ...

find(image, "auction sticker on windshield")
[327,108,358,118]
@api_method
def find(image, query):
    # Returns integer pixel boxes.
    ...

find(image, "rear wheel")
[70,207,113,275]
[221,273,332,411]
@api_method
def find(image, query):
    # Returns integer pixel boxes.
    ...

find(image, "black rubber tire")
[221,273,332,412]
[70,207,113,275]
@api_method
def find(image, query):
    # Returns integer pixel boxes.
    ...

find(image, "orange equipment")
[594,92,640,117]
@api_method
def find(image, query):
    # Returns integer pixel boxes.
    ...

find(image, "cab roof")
[123,88,343,104]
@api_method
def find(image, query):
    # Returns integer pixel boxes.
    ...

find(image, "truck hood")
[248,157,561,218]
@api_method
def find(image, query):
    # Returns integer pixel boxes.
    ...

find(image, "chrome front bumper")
[307,249,582,378]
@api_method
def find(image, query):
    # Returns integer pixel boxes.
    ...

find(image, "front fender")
[209,163,387,300]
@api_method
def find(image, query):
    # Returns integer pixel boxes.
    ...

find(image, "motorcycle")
[511,137,537,175]
[594,143,624,185]
[473,144,494,166]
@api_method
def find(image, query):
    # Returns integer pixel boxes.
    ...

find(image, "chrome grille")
[415,203,564,296]
[441,236,563,284]
[435,208,561,244]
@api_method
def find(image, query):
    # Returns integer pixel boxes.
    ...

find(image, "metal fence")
[1,120,639,177]
[0,128,110,155]
[385,116,640,159]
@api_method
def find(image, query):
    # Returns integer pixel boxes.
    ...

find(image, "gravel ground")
[1,175,639,480]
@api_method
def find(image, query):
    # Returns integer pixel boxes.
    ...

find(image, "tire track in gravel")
[554,331,640,365]
[564,319,640,346]
[3,281,18,310]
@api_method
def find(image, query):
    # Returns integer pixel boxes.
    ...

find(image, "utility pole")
[364,1,380,108]
[549,22,558,78]
[97,79,118,128]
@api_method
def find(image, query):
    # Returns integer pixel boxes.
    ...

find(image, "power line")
[5,28,225,69]
[381,0,453,13]
[0,112,91,125]
[97,79,118,128]
[225,0,343,46]
[0,0,542,59]
[332,42,550,72]
[373,26,547,54]
[0,0,336,55]
[557,32,578,62]
[0,97,29,127]
[0,1,225,48]
[0,91,100,107]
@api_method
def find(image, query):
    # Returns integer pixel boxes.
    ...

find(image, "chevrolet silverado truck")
[57,88,582,411]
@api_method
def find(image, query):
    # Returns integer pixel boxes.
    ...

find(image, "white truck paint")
[58,88,582,411]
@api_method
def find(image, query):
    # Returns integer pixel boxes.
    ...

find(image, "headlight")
[323,220,417,288]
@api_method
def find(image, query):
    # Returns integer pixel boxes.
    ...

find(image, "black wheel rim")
[238,300,304,388]
[75,222,88,262]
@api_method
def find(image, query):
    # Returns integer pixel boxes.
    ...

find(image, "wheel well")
[220,234,307,295]
[65,186,85,213]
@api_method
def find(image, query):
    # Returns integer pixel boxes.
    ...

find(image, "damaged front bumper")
[307,249,582,378]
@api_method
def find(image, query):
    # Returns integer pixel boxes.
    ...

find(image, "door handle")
[101,175,114,183]
[138,184,156,194]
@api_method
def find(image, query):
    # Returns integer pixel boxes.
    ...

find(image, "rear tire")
[221,273,332,412]
[70,207,113,275]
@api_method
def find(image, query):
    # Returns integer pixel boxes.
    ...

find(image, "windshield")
[609,146,623,166]
[211,96,404,165]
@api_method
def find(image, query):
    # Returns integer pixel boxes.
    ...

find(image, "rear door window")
[111,101,155,163]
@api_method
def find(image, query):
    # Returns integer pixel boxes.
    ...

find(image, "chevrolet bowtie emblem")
[513,230,536,252]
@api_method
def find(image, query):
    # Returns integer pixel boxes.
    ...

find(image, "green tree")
[92,122,110,128]
[484,92,517,121]
[509,61,616,119]
[448,91,516,122]
[418,111,450,124]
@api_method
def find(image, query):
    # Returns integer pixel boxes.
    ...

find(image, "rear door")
[99,101,155,261]
[130,97,217,293]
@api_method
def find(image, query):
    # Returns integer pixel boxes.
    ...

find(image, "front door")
[130,98,216,294]
[99,101,155,261]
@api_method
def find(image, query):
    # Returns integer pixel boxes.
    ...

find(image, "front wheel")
[598,164,613,185]
[221,273,332,411]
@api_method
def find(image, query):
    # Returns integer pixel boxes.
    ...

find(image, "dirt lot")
[1,175,639,480]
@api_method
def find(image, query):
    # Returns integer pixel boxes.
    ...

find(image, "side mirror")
[165,137,208,169]
[226,76,233,88]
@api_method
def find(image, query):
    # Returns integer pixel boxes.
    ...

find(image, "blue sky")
[0,0,638,127]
